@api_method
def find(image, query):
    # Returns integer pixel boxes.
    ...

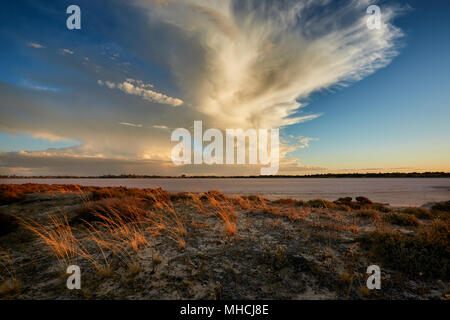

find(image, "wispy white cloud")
[119,122,143,128]
[60,48,74,55]
[19,79,60,92]
[27,42,45,49]
[152,125,169,129]
[98,79,183,107]
[286,135,319,149]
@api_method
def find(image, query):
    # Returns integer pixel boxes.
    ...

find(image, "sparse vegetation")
[0,183,447,299]
[359,219,450,279]
[306,199,336,209]
[356,196,373,205]
[401,207,433,219]
[431,201,450,213]
[382,213,420,226]
[356,209,379,219]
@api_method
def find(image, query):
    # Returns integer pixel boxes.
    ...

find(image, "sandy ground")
[0,189,448,300]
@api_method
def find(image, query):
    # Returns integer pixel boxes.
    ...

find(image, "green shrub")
[382,213,419,226]
[359,219,450,279]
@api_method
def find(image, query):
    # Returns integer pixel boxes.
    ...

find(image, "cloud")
[27,42,45,49]
[0,150,326,176]
[286,135,318,149]
[119,122,143,128]
[0,151,176,176]
[135,0,403,129]
[60,48,74,55]
[0,0,405,176]
[19,79,61,92]
[98,79,183,107]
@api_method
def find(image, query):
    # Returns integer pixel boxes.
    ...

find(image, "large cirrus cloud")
[135,0,402,129]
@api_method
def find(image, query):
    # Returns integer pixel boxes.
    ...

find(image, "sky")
[0,0,449,176]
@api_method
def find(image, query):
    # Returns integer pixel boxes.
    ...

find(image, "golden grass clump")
[19,214,91,268]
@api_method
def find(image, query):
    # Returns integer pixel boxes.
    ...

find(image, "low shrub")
[356,209,379,218]
[370,203,391,213]
[334,197,352,205]
[359,219,450,278]
[402,207,433,220]
[272,198,297,205]
[205,190,226,201]
[382,213,419,226]
[356,196,373,205]
[295,200,306,207]
[431,201,450,213]
[307,199,336,209]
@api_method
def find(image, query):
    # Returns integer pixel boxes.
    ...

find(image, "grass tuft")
[359,219,449,279]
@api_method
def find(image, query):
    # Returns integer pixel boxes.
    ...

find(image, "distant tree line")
[1,172,449,179]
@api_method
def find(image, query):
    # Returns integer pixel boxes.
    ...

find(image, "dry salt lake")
[1,177,449,207]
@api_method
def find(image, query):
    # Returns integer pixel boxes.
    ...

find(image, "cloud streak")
[98,79,183,107]
[27,42,45,49]
[119,122,143,128]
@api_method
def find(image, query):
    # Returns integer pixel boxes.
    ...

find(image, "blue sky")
[286,0,450,171]
[0,0,449,175]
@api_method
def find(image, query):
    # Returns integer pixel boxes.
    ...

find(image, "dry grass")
[18,214,91,268]
[205,193,238,236]
[1,184,448,299]
[0,183,88,205]
[17,188,189,272]
[401,207,433,220]
[359,219,450,278]
[356,209,379,219]
[382,212,420,226]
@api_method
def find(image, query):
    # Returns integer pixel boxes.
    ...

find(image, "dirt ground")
[0,185,448,300]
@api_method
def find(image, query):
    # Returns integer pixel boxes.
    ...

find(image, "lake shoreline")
[1,178,449,207]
